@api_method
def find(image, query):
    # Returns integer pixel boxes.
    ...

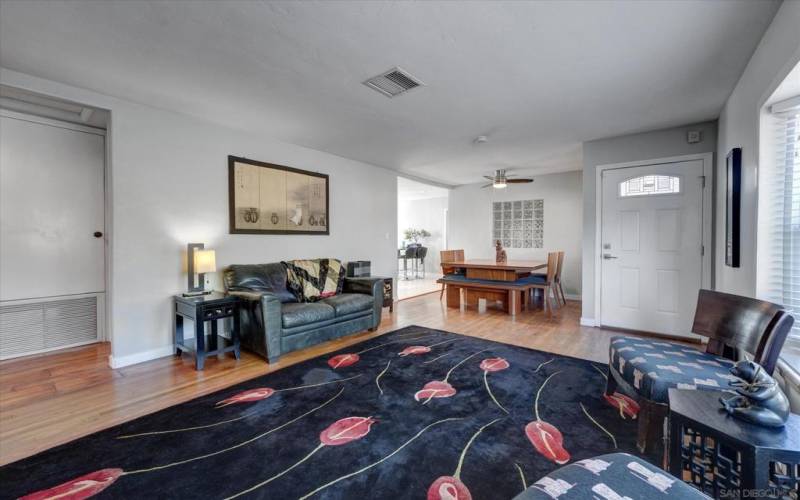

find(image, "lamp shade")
[194,249,216,274]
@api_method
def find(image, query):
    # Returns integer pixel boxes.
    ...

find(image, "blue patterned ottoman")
[514,453,708,499]
[609,336,736,404]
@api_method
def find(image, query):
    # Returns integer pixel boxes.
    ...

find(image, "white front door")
[600,160,705,337]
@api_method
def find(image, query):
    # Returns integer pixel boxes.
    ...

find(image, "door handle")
[94,231,103,238]
[603,253,618,260]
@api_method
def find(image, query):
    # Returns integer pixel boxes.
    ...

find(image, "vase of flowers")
[403,228,431,245]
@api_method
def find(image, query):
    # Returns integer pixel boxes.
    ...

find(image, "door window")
[619,175,681,197]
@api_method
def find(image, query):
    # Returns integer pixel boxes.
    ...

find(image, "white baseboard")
[108,345,174,369]
[565,293,581,301]
[579,317,597,327]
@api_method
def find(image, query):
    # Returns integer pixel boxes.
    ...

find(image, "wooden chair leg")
[636,403,651,453]
[545,286,554,318]
[636,400,667,455]
[559,283,567,305]
[604,369,618,395]
[440,283,445,301]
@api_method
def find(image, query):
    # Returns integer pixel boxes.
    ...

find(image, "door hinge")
[701,245,705,256]
[700,175,706,188]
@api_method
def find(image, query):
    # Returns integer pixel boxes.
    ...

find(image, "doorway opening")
[396,177,449,300]
[0,85,110,359]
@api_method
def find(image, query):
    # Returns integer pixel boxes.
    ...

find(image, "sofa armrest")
[343,277,383,330]
[228,290,283,362]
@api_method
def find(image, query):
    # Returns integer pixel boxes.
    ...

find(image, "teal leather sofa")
[224,263,383,363]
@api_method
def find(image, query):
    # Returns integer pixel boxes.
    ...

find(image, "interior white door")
[0,114,105,301]
[600,160,704,337]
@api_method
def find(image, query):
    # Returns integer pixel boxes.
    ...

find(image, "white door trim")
[593,152,713,328]
[0,109,106,136]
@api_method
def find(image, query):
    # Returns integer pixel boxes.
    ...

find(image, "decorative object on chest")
[719,360,790,428]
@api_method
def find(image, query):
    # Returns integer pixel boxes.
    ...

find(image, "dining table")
[439,259,547,280]
[438,259,547,315]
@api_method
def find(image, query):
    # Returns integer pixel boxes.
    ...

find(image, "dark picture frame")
[228,155,330,235]
[725,148,742,267]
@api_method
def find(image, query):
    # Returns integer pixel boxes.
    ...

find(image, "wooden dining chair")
[527,251,560,316]
[554,251,566,305]
[439,249,464,300]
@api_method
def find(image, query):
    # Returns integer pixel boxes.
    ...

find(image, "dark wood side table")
[667,388,800,499]
[174,293,241,370]
[380,277,394,312]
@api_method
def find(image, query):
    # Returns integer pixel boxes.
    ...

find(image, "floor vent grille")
[0,296,97,359]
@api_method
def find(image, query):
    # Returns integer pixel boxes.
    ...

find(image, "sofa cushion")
[319,293,373,317]
[609,335,736,403]
[224,263,296,303]
[281,302,335,329]
[515,453,708,499]
[283,258,346,302]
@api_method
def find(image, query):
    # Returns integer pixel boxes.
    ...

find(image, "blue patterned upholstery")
[609,336,736,403]
[515,453,708,499]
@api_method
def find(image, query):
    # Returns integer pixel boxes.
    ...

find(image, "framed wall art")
[725,147,741,267]
[228,156,329,235]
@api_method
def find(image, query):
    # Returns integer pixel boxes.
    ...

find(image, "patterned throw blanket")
[283,258,346,302]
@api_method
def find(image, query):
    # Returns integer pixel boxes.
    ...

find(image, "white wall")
[0,68,398,368]
[448,171,583,297]
[398,196,448,274]
[717,0,800,298]
[714,0,800,410]
[581,121,718,322]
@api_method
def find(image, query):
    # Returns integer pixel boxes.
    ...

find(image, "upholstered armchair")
[606,289,794,453]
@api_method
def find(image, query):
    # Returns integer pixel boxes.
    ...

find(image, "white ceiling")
[0,0,780,185]
[398,177,449,202]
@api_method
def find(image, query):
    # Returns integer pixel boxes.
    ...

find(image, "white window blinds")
[764,96,800,352]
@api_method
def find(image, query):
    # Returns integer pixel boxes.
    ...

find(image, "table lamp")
[185,243,216,296]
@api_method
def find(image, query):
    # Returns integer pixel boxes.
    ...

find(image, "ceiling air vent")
[363,67,423,98]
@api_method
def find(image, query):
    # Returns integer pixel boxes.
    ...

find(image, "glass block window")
[492,199,543,248]
[619,175,681,197]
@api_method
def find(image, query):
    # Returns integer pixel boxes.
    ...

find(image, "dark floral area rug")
[1,326,651,500]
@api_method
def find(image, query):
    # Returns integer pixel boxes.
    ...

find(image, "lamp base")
[182,290,212,297]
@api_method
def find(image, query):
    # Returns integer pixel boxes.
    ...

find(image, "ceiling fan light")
[493,180,507,189]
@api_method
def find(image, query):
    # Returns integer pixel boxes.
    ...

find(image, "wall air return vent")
[0,296,99,359]
[363,67,423,98]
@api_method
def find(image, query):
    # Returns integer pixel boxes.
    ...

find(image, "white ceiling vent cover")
[363,67,423,98]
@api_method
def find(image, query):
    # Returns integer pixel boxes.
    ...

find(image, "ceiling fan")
[481,169,534,189]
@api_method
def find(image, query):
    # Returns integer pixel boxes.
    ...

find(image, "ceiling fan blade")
[482,176,495,180]
[507,178,533,183]
[481,183,494,188]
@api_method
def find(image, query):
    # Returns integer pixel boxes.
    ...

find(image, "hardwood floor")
[396,277,441,300]
[0,293,690,466]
